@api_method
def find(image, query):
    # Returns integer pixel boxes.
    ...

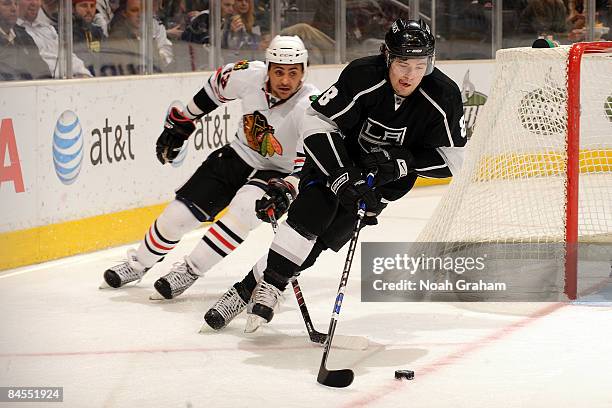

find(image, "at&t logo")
[52,110,83,185]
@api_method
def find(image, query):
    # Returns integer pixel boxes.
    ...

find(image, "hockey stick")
[317,174,374,388]
[267,209,368,351]
[290,275,368,350]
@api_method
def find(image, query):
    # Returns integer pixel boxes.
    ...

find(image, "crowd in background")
[420,0,611,59]
[1,0,610,81]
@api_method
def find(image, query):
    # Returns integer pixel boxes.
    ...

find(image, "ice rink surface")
[1,185,611,408]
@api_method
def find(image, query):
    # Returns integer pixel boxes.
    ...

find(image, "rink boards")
[0,61,495,270]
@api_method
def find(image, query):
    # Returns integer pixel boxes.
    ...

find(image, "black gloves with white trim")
[329,166,378,211]
[156,107,196,164]
[360,146,415,186]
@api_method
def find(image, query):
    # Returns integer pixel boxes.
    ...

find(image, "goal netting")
[416,42,612,300]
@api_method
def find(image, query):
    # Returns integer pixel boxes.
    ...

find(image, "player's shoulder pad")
[220,59,267,90]
[337,55,387,91]
[420,68,462,105]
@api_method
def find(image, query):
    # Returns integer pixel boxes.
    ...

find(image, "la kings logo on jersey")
[358,117,406,152]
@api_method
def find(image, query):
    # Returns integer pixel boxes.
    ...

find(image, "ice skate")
[244,280,283,333]
[101,249,149,289]
[200,282,251,331]
[151,260,199,300]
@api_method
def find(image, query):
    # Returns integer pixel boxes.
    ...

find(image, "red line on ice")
[340,302,567,408]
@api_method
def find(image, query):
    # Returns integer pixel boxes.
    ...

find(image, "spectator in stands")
[0,0,50,80]
[37,0,56,27]
[17,0,92,77]
[158,0,185,39]
[519,0,568,36]
[346,0,385,45]
[184,0,207,18]
[311,0,406,47]
[157,0,208,41]
[280,23,334,64]
[311,0,333,38]
[220,0,234,27]
[94,0,119,37]
[73,0,104,75]
[107,0,166,74]
[222,0,260,49]
[253,0,268,34]
[567,0,611,41]
[153,0,173,67]
[107,0,143,74]
[179,0,234,44]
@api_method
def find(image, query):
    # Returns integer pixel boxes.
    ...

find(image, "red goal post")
[565,41,612,299]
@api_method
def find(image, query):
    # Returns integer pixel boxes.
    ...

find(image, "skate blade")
[149,292,166,301]
[198,323,212,334]
[98,281,111,289]
[244,315,266,333]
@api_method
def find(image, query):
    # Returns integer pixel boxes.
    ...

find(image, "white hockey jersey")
[202,60,319,174]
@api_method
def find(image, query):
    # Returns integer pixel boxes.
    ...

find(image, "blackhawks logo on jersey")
[243,111,283,157]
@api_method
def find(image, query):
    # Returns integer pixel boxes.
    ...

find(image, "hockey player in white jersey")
[101,35,319,304]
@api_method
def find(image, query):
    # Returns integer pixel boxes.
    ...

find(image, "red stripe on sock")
[209,227,236,251]
[148,228,175,251]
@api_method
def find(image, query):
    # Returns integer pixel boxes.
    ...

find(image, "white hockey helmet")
[265,35,308,79]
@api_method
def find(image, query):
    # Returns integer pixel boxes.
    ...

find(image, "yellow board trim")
[0,178,449,271]
[475,149,612,181]
[414,177,451,187]
[0,203,169,271]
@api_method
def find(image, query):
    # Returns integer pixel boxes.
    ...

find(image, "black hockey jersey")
[301,54,466,201]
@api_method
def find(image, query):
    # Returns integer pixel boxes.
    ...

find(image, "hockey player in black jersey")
[203,18,467,331]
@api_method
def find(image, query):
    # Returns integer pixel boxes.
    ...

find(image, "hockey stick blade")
[317,367,354,388]
[308,330,327,344]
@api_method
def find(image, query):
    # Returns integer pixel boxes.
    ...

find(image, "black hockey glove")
[361,147,415,186]
[362,196,388,226]
[156,107,196,164]
[256,178,298,223]
[329,167,378,211]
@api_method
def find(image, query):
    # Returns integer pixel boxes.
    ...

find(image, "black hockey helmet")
[381,18,436,75]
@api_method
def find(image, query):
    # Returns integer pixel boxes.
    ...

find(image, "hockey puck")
[394,370,414,380]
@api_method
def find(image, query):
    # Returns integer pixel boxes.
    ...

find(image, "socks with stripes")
[134,200,202,268]
[186,217,248,277]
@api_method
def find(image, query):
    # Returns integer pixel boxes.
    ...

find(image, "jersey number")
[459,115,467,138]
[317,86,338,106]
[220,68,232,89]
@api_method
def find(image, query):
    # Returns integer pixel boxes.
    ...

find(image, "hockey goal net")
[417,42,612,300]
